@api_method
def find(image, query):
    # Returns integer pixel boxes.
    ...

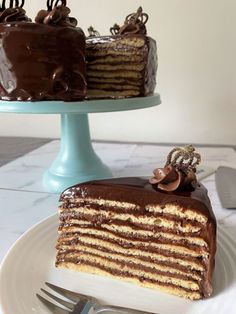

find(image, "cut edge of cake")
[56,146,216,301]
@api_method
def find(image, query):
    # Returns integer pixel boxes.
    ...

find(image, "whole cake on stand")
[0,1,160,192]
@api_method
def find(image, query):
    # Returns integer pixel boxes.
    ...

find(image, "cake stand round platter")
[0,94,161,193]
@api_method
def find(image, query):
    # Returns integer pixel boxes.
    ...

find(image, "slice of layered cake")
[56,145,216,300]
[86,7,157,98]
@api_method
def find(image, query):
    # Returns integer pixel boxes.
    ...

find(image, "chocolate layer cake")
[56,146,216,300]
[0,0,86,101]
[86,7,157,99]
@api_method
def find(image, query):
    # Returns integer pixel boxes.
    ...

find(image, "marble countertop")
[0,140,235,263]
[0,137,51,167]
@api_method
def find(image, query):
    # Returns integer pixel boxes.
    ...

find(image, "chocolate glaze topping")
[0,0,86,101]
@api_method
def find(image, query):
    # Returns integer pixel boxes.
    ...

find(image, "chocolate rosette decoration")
[0,0,31,22]
[116,6,149,35]
[35,0,77,27]
[149,145,201,192]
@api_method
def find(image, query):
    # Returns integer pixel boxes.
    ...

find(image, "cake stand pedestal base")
[0,94,161,193]
[43,113,112,193]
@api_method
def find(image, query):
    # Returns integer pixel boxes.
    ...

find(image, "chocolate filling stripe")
[59,224,205,247]
[86,41,146,47]
[86,71,143,78]
[85,223,207,247]
[88,83,141,90]
[86,43,146,49]
[58,225,208,252]
[56,247,202,282]
[87,63,145,69]
[57,233,207,265]
[59,208,203,231]
[59,219,204,239]
[56,258,201,294]
[87,58,145,65]
[87,89,140,94]
[86,44,146,52]
[58,224,207,257]
[87,79,142,86]
[58,243,204,275]
[60,203,205,227]
[56,252,200,290]
[56,238,205,272]
[59,215,202,236]
[86,51,145,58]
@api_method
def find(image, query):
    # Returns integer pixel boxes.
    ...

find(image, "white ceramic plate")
[0,214,236,314]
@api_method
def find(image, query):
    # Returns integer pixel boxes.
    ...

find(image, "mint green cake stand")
[0,94,161,193]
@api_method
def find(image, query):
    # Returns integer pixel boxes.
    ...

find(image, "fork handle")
[95,305,156,314]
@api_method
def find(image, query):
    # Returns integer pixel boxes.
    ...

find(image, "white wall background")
[0,0,235,145]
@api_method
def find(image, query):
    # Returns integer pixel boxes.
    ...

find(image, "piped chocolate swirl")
[35,0,77,27]
[56,146,216,300]
[0,0,30,22]
[149,145,201,191]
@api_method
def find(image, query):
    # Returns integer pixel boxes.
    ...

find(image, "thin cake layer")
[86,35,157,98]
[56,177,216,300]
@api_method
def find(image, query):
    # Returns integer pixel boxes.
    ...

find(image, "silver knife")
[215,166,236,209]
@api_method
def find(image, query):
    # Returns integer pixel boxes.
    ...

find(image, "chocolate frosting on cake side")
[0,22,86,101]
[0,0,86,101]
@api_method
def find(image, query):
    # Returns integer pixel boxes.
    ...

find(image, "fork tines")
[36,282,88,314]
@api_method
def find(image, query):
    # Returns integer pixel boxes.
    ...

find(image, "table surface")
[0,138,236,314]
[0,138,235,264]
[0,137,52,167]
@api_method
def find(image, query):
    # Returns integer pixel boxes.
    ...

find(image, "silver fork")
[36,282,156,314]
